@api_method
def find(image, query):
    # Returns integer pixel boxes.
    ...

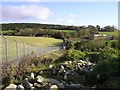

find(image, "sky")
[1,1,119,27]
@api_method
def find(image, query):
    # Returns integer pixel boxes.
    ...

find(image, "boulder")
[47,78,64,89]
[60,65,65,70]
[17,84,24,90]
[34,83,42,88]
[39,71,43,74]
[64,74,67,80]
[69,83,82,88]
[68,61,72,65]
[36,75,44,83]
[77,63,82,68]
[64,61,69,65]
[92,85,97,88]
[50,85,58,90]
[30,73,34,79]
[34,82,47,89]
[49,65,53,69]
[22,78,33,90]
[26,83,33,90]
[65,70,71,75]
[87,62,92,66]
[22,78,29,87]
[4,84,17,90]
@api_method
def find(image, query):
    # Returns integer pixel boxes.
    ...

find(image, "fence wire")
[0,35,61,66]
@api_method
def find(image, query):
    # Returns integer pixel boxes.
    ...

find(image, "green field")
[5,36,63,47]
[1,30,14,34]
[99,31,119,37]
[1,36,63,62]
[53,30,119,37]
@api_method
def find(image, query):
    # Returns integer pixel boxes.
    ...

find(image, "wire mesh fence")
[0,35,61,66]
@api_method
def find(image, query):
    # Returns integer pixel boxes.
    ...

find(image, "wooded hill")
[1,23,117,32]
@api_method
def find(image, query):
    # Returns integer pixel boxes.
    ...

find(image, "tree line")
[1,23,118,40]
[2,23,117,32]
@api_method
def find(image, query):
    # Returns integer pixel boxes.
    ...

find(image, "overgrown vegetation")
[1,23,119,89]
[2,40,120,88]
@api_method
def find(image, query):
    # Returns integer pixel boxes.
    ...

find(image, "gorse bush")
[98,47,119,61]
[67,49,85,61]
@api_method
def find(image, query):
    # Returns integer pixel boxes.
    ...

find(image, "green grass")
[99,31,118,37]
[5,36,63,47]
[1,36,63,62]
[1,30,14,34]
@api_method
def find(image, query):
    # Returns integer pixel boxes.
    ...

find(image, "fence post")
[22,43,25,56]
[28,45,29,54]
[30,45,32,54]
[2,35,8,65]
[13,39,18,64]
[31,45,33,53]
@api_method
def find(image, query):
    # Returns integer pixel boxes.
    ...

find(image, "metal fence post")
[2,35,8,64]
[28,45,29,54]
[31,45,33,53]
[22,43,25,56]
[30,45,32,54]
[13,39,18,64]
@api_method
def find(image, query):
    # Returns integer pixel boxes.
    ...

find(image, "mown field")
[5,36,63,47]
[1,36,63,62]
[99,31,119,37]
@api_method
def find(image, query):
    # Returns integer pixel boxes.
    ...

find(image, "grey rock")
[30,73,35,79]
[34,82,47,89]
[36,75,44,83]
[17,84,24,90]
[4,84,17,90]
[50,85,58,90]
[22,78,33,90]
[34,83,42,88]
[22,78,29,87]
[69,83,83,88]
[49,65,53,69]
[47,78,64,89]
[26,83,33,90]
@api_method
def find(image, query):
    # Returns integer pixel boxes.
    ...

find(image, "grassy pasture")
[1,36,63,62]
[99,31,119,37]
[5,36,63,47]
[53,30,119,37]
[1,30,14,34]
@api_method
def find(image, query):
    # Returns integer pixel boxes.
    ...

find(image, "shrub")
[86,52,99,63]
[98,47,119,61]
[67,49,85,61]
[87,59,120,86]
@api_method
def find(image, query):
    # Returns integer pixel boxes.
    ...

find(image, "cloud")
[2,5,52,21]
[67,19,75,24]
[56,16,75,25]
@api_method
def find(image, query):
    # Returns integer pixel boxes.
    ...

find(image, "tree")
[103,26,116,32]
[87,25,98,34]
[96,25,101,31]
